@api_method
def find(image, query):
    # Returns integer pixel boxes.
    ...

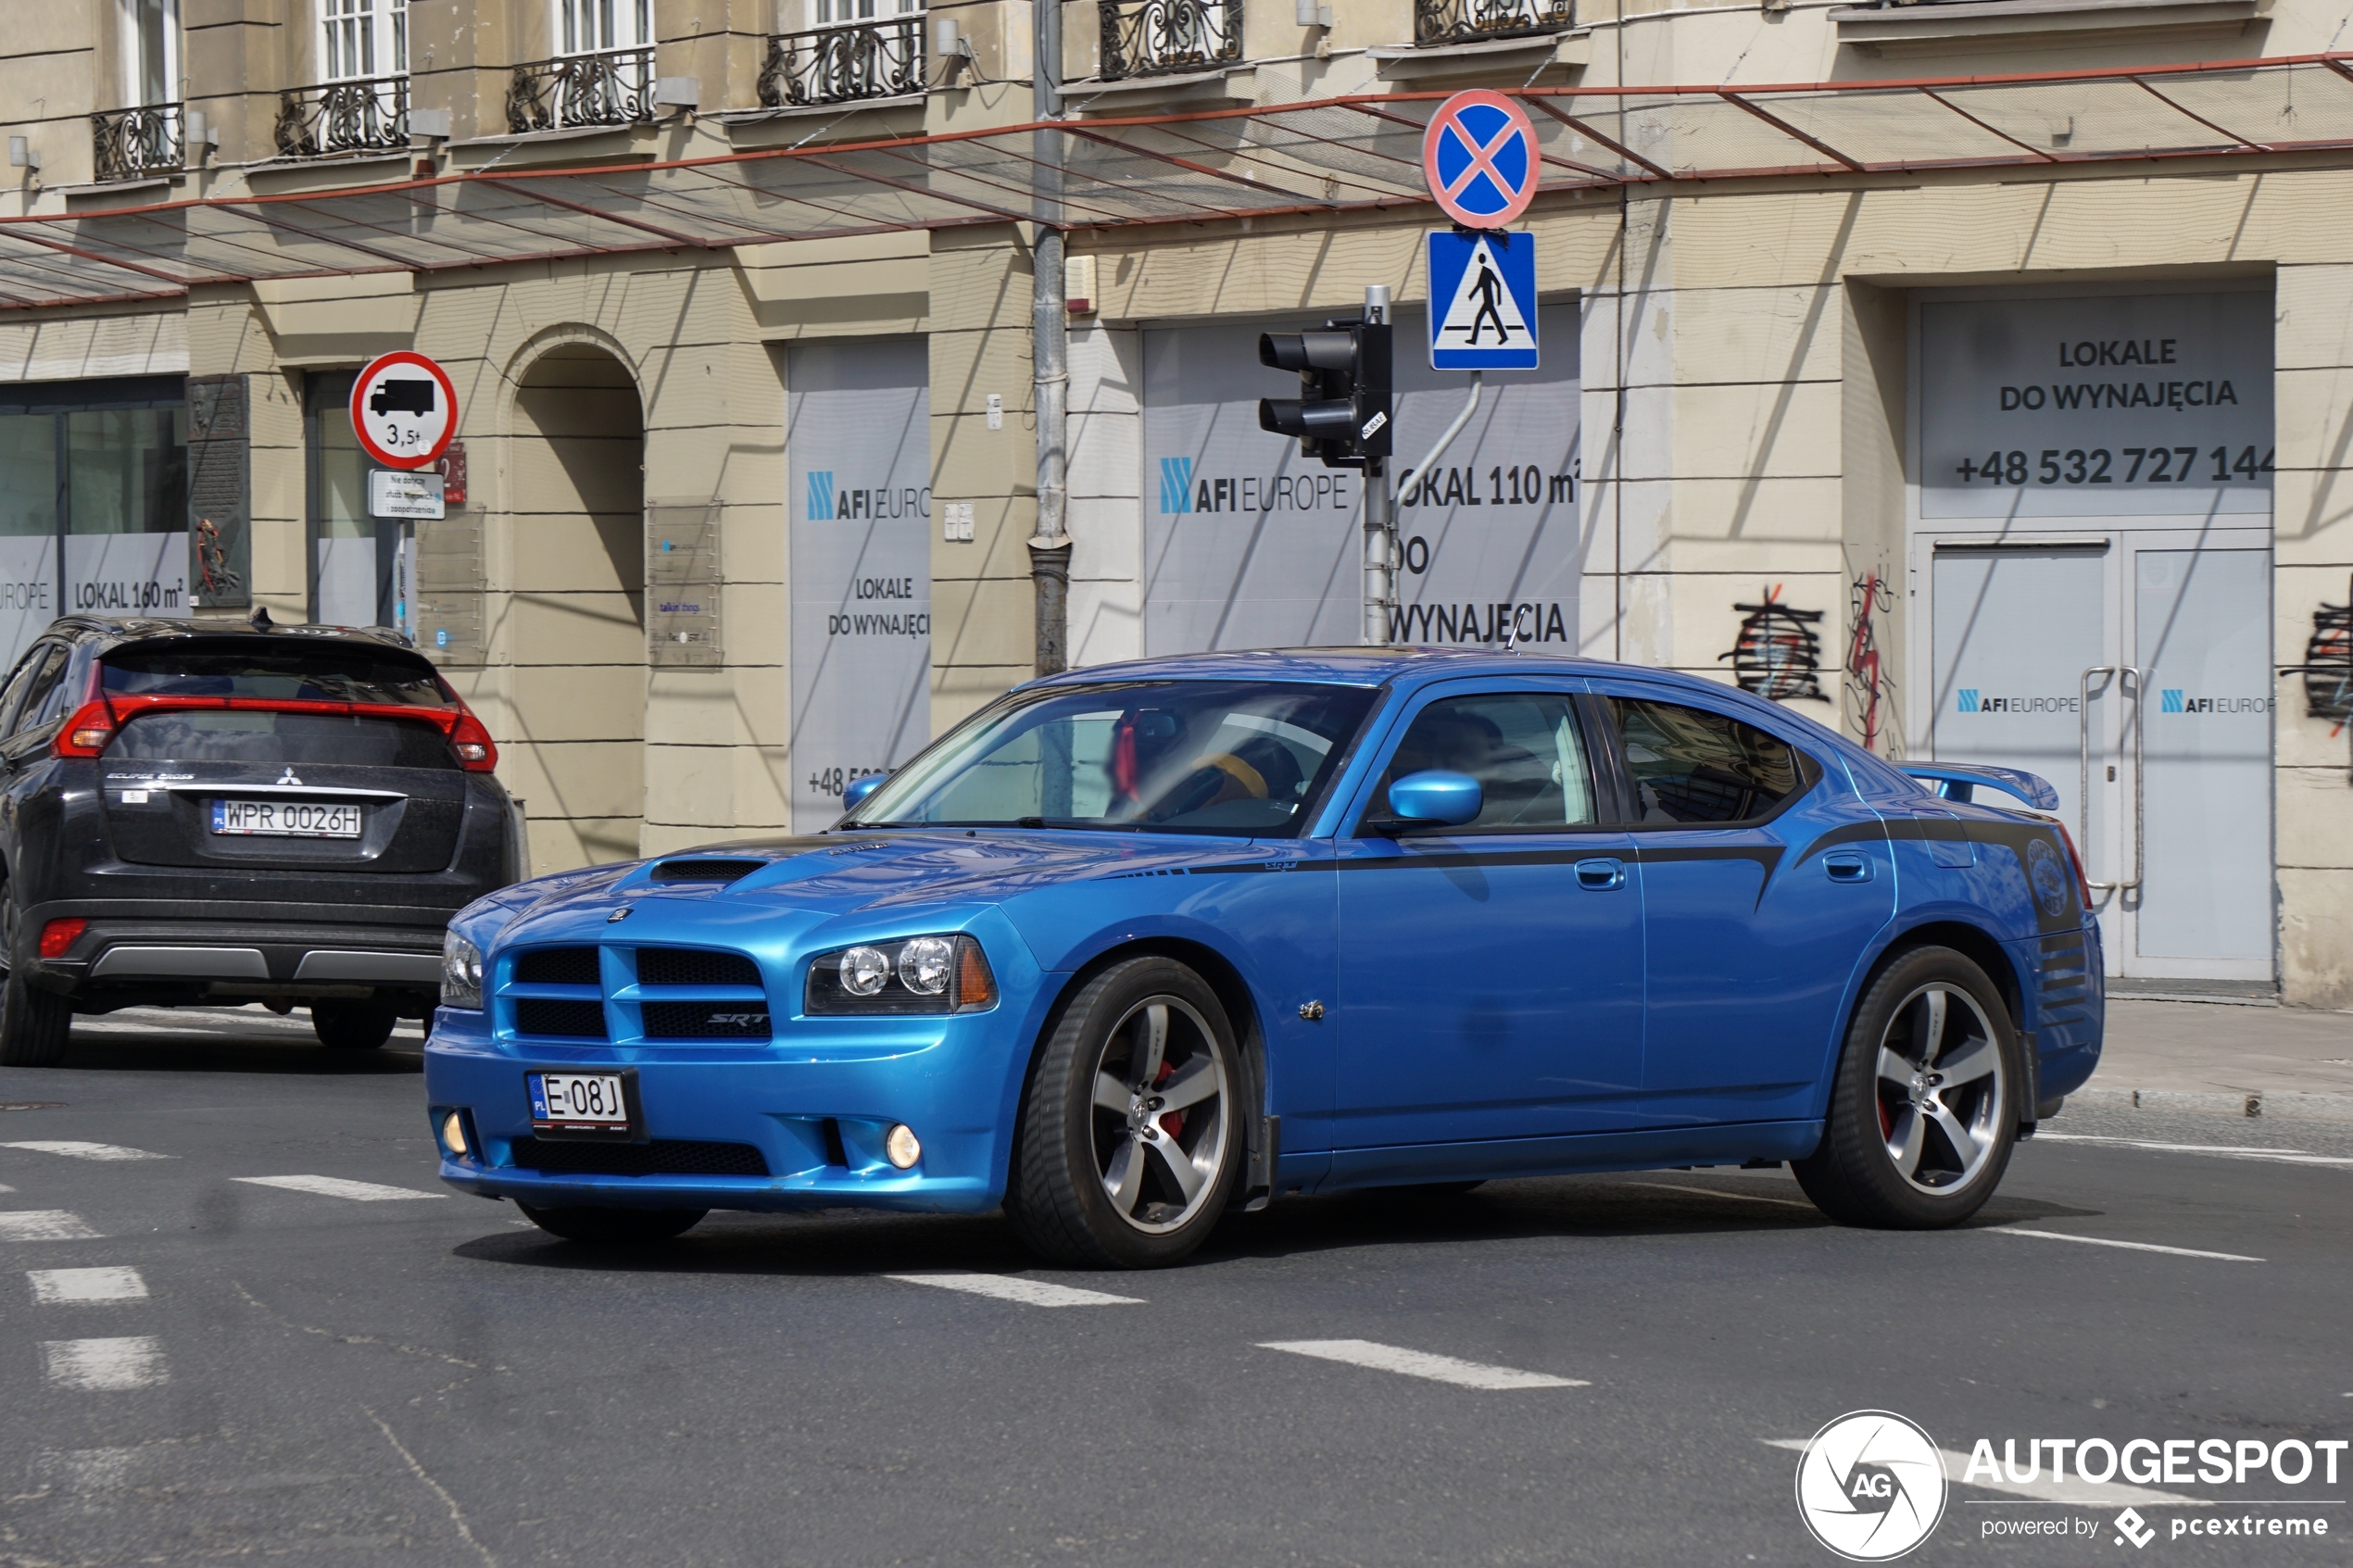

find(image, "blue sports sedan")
[422,649,2103,1266]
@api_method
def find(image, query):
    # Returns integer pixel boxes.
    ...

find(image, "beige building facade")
[3,0,2350,1003]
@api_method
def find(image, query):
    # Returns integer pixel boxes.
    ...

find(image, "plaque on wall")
[185,373,251,608]
[648,501,723,667]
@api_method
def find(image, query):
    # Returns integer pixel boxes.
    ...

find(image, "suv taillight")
[53,700,114,759]
[449,709,497,771]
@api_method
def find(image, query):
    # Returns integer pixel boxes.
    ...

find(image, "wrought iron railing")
[1416,0,1575,44]
[275,75,409,157]
[91,103,183,182]
[759,17,926,108]
[1099,0,1242,81]
[506,46,655,133]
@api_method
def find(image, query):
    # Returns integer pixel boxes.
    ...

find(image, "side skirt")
[1315,1120,1826,1192]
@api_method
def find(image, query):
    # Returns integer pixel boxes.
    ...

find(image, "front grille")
[508,1138,770,1176]
[514,998,608,1038]
[642,1000,772,1039]
[515,947,599,985]
[649,859,761,884]
[638,947,761,987]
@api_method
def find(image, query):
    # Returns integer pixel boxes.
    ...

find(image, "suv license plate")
[528,1072,635,1136]
[210,799,362,838]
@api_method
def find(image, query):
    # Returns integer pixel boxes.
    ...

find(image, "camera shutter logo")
[1794,1411,1948,1561]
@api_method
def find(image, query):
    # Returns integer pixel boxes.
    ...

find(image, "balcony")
[758,17,926,109]
[90,103,183,183]
[1099,0,1243,82]
[274,76,409,158]
[507,47,656,134]
[1415,0,1575,44]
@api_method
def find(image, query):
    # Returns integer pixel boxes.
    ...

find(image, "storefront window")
[0,416,57,538]
[67,408,186,534]
[308,371,385,628]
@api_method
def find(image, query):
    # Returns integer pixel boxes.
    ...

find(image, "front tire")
[311,997,399,1051]
[517,1203,706,1243]
[1794,946,2019,1228]
[1006,958,1244,1268]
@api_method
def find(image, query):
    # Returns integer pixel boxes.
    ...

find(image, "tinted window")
[853,681,1377,835]
[6,645,70,735]
[1375,692,1598,831]
[0,645,59,735]
[1604,696,1814,824]
[102,645,450,707]
[108,710,459,769]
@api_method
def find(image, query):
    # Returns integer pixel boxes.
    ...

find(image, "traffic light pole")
[1361,285,1392,646]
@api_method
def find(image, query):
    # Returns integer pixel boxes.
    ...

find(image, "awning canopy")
[7,52,2353,310]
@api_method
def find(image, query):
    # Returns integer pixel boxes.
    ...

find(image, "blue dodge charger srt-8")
[423,648,2103,1266]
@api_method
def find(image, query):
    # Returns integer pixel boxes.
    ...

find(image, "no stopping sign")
[350,351,459,470]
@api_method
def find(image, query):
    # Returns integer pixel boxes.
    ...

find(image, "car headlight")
[805,935,996,1016]
[442,932,484,1010]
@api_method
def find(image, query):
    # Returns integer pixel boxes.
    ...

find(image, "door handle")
[1575,858,1624,890]
[1824,853,1872,883]
[2077,664,2144,895]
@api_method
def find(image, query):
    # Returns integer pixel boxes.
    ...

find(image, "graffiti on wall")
[1845,571,1901,757]
[1720,584,1826,702]
[2298,578,2351,734]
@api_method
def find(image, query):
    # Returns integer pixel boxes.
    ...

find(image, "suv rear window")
[101,645,451,708]
[108,710,459,770]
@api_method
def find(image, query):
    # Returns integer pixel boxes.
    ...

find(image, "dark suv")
[0,617,521,1064]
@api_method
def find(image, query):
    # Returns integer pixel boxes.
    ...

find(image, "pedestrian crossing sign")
[1427,229,1538,370]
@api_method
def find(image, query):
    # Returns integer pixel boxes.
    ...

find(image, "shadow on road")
[447,1173,2104,1277]
[48,1022,424,1077]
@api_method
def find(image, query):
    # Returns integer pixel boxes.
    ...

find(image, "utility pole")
[1028,0,1070,676]
[1359,284,1391,646]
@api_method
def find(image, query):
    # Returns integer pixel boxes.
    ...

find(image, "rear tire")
[517,1203,706,1243]
[1006,958,1243,1269]
[0,891,71,1068]
[311,998,399,1051]
[1793,946,2019,1229]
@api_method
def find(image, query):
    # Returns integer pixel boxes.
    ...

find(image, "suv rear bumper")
[31,915,444,998]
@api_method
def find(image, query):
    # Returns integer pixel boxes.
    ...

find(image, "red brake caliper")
[1154,1060,1184,1141]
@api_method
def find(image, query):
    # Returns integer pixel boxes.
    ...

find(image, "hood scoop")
[648,858,763,885]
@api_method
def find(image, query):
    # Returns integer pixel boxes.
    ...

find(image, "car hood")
[458,831,1288,949]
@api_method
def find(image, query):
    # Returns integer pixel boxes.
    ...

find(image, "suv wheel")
[311,997,400,1051]
[0,892,71,1068]
[1794,946,2019,1228]
[1006,957,1242,1268]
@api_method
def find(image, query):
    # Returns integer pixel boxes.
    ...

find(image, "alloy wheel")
[1088,995,1229,1235]
[1874,982,2006,1193]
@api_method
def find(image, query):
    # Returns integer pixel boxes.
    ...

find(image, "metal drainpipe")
[1029,0,1071,677]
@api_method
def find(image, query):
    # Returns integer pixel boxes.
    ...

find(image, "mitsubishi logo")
[276,767,302,785]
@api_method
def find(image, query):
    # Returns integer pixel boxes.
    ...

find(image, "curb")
[2067,1085,2353,1124]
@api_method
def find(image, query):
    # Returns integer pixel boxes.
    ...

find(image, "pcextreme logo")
[1795,1411,1948,1562]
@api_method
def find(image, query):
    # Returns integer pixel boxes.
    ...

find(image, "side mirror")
[1383,770,1481,829]
[841,774,885,813]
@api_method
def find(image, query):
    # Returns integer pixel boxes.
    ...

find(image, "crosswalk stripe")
[28,1267,146,1303]
[0,1212,103,1242]
[2,1141,171,1162]
[1760,1438,2205,1507]
[885,1273,1143,1307]
[41,1336,167,1391]
[1258,1339,1588,1389]
[233,1175,446,1202]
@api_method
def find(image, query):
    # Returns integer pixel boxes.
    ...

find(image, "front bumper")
[423,1008,1021,1215]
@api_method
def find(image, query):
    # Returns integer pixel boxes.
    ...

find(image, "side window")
[31,646,89,728]
[1374,691,1598,832]
[1602,696,1816,825]
[2,646,68,738]
[0,648,50,735]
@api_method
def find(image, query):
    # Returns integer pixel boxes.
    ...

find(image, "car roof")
[53,617,422,657]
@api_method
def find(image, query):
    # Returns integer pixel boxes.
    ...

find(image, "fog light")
[885,1123,921,1170]
[440,1110,470,1160]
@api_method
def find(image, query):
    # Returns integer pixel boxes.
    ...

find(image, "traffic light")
[1258,317,1391,469]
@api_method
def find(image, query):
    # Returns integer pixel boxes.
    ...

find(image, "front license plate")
[210,798,363,838]
[527,1071,635,1137]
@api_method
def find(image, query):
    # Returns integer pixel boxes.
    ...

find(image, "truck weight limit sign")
[350,351,459,470]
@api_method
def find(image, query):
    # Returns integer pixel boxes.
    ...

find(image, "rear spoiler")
[1897,763,2059,812]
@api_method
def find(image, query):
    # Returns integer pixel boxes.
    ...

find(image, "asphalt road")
[3,1007,2349,1567]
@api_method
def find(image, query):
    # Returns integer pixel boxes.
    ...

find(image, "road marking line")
[233,1175,446,1202]
[41,1336,167,1391]
[29,1267,146,1303]
[1761,1438,2204,1506]
[1624,1180,1817,1210]
[885,1273,1143,1308]
[1258,1339,1588,1389]
[1987,1227,2261,1262]
[0,1211,102,1241]
[2034,1133,2353,1167]
[1,1140,171,1162]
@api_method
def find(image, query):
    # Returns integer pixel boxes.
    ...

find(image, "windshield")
[851,680,1378,835]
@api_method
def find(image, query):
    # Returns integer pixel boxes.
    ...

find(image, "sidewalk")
[2072,997,2353,1122]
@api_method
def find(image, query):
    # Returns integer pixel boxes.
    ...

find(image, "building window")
[127,0,178,106]
[306,372,392,630]
[560,0,652,54]
[809,0,922,23]
[321,0,408,80]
